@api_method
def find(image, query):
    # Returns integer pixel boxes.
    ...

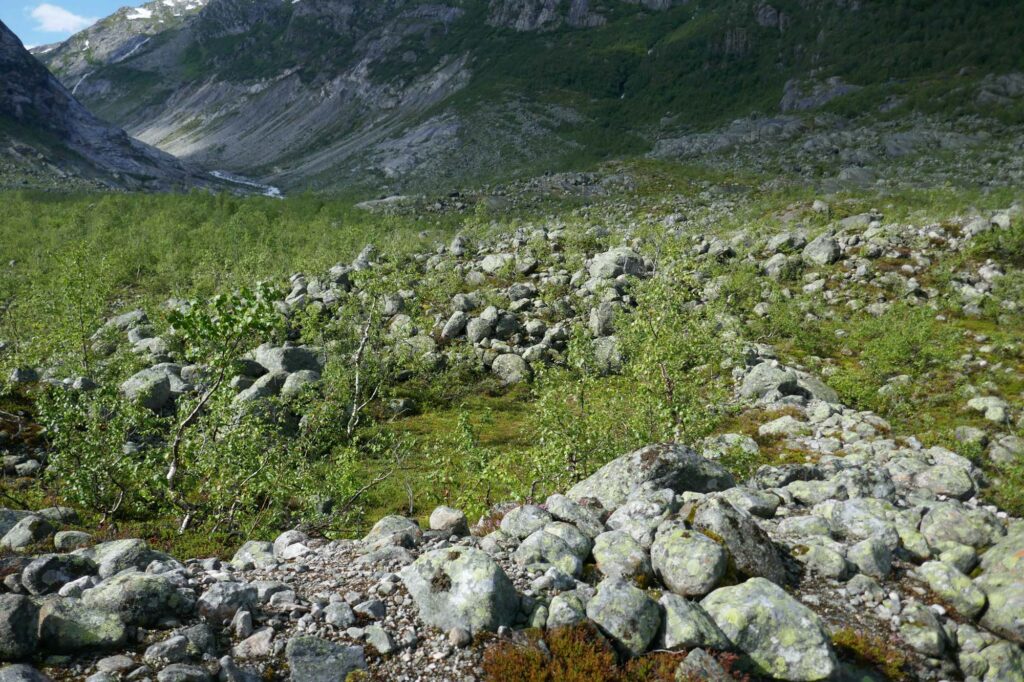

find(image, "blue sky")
[1,1,143,47]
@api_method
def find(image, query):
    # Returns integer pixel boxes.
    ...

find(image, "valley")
[0,1,1023,681]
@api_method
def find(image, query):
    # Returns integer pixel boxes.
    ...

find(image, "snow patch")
[127,7,153,19]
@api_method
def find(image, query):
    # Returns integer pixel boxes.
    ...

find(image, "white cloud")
[29,3,98,34]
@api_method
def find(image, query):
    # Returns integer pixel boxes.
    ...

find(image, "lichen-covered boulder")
[400,547,518,635]
[585,577,661,657]
[231,541,277,570]
[545,494,605,539]
[592,530,652,582]
[196,582,255,622]
[20,554,96,595]
[120,368,172,411]
[0,595,38,660]
[917,561,986,619]
[83,572,195,627]
[500,505,554,540]
[567,444,734,512]
[513,530,583,577]
[37,598,127,653]
[285,636,366,682]
[658,593,732,651]
[692,497,789,585]
[974,525,1024,643]
[650,525,727,597]
[361,516,422,551]
[74,538,168,579]
[701,578,837,681]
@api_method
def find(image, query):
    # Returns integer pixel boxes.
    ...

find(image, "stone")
[589,248,645,279]
[77,538,165,579]
[567,444,734,512]
[585,577,661,657]
[545,494,605,538]
[231,541,277,570]
[253,345,321,374]
[802,234,841,265]
[285,636,366,682]
[53,531,92,552]
[120,368,171,411]
[365,625,397,655]
[399,547,518,634]
[542,522,592,559]
[0,666,51,682]
[155,664,210,682]
[0,595,38,660]
[701,578,837,681]
[144,635,189,664]
[846,538,892,579]
[650,525,727,597]
[917,561,986,619]
[975,526,1024,643]
[898,602,947,657]
[658,593,732,651]
[675,648,733,681]
[514,530,583,576]
[491,354,531,385]
[0,516,54,551]
[362,516,421,550]
[441,311,469,341]
[499,505,553,540]
[547,591,590,629]
[20,554,95,595]
[196,582,256,621]
[280,370,320,398]
[84,572,194,627]
[324,602,355,628]
[692,497,789,585]
[37,598,127,652]
[272,530,308,558]
[232,628,274,659]
[592,530,653,582]
[429,506,469,536]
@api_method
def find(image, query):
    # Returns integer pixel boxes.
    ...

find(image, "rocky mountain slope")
[34,0,1024,193]
[0,20,215,191]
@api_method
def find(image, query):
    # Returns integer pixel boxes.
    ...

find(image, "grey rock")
[802,234,841,265]
[1,516,54,551]
[0,595,38,660]
[592,530,652,582]
[917,561,985,619]
[53,531,92,552]
[514,530,582,577]
[285,636,366,682]
[651,525,727,597]
[491,353,531,385]
[231,541,277,570]
[253,345,321,374]
[0,666,51,682]
[658,593,732,651]
[155,664,210,682]
[586,577,660,657]
[196,582,256,621]
[692,497,789,585]
[898,602,947,657]
[21,554,96,595]
[37,598,127,652]
[429,506,469,536]
[701,578,837,681]
[83,572,194,627]
[589,248,645,279]
[120,368,172,411]
[500,505,553,540]
[399,547,518,634]
[567,444,734,512]
[545,494,605,538]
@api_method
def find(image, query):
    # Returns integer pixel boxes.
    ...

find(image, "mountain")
[0,19,214,191]
[35,0,1024,194]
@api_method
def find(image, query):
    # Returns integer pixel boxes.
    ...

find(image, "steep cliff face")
[1,20,212,190]
[33,0,1024,193]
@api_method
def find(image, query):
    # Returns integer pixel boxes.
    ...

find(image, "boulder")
[802,234,841,265]
[592,530,653,582]
[83,572,194,626]
[650,525,727,597]
[691,497,789,585]
[491,354,531,385]
[589,248,645,279]
[253,345,321,374]
[0,595,38,660]
[37,599,127,653]
[585,577,660,657]
[701,578,837,681]
[196,582,256,621]
[20,554,96,595]
[499,505,553,540]
[658,593,732,651]
[0,516,54,551]
[567,444,734,512]
[917,561,985,619]
[75,538,167,579]
[399,547,518,634]
[120,368,171,411]
[513,530,583,577]
[428,506,469,536]
[231,541,277,570]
